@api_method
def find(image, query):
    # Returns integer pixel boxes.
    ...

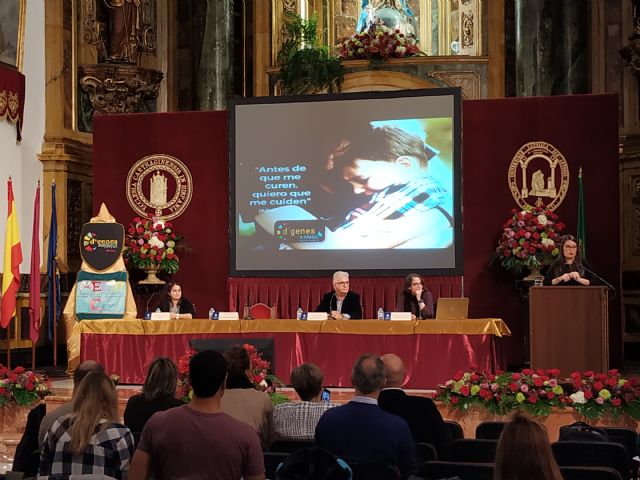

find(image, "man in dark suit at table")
[314,353,416,477]
[316,271,363,319]
[378,353,447,457]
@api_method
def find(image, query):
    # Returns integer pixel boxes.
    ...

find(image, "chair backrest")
[475,421,506,440]
[559,466,624,480]
[420,460,494,480]
[443,420,464,443]
[270,439,315,453]
[551,441,630,480]
[415,442,438,464]
[447,439,497,463]
[600,427,638,459]
[244,303,277,319]
[348,462,400,480]
[275,447,352,480]
[264,452,290,479]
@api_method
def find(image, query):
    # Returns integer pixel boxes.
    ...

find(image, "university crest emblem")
[508,141,570,211]
[126,154,193,220]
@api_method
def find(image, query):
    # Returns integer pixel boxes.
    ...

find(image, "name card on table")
[150,312,171,321]
[306,312,328,321]
[215,312,240,320]
[390,312,412,321]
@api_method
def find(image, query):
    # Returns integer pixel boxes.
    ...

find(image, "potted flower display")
[437,367,640,421]
[337,22,421,62]
[495,206,565,279]
[124,217,182,284]
[177,344,288,405]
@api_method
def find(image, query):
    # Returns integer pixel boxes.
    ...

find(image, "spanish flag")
[1,179,23,328]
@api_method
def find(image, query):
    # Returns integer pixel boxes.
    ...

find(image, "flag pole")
[52,258,57,367]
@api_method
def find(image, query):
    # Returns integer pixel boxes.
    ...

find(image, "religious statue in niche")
[356,0,416,37]
[95,0,156,64]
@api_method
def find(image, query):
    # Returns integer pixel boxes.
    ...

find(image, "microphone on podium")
[582,264,617,300]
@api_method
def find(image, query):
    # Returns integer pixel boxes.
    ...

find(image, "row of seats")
[264,421,639,480]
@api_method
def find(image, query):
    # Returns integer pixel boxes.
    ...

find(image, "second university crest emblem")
[508,141,570,211]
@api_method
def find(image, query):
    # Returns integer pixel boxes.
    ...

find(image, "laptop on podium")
[435,297,470,320]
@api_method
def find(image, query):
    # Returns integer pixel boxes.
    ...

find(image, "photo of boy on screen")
[289,120,454,249]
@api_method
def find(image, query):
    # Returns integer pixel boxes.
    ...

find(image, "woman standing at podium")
[543,235,591,286]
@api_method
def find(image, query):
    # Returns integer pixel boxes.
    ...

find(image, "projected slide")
[230,89,462,274]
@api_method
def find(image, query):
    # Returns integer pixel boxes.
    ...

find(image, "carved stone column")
[515,0,588,96]
[197,0,233,110]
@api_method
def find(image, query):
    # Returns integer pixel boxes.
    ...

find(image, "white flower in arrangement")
[537,214,548,226]
[569,391,586,404]
[148,236,164,249]
[541,238,555,247]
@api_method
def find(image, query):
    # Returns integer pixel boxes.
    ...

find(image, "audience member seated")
[11,403,45,478]
[221,344,275,448]
[123,356,183,442]
[494,410,562,480]
[38,360,105,447]
[129,350,265,480]
[158,282,195,319]
[316,271,363,319]
[274,363,338,440]
[395,273,434,319]
[39,372,135,479]
[378,353,446,456]
[314,353,417,477]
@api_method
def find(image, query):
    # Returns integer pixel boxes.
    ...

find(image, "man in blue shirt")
[314,353,417,477]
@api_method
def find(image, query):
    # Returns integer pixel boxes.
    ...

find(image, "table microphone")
[581,265,617,300]
[145,291,158,319]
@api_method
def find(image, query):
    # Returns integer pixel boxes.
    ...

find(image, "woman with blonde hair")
[39,371,135,479]
[494,410,562,480]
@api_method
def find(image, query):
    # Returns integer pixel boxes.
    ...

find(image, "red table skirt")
[80,330,501,388]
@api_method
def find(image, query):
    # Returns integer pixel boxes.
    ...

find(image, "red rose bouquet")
[0,365,49,406]
[124,217,182,274]
[337,24,421,61]
[495,206,565,275]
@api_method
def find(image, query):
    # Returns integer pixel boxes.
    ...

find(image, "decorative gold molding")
[427,69,481,99]
[341,70,441,92]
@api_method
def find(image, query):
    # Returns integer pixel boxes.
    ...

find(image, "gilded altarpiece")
[268,0,487,98]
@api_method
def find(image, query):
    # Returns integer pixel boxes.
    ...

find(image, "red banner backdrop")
[461,94,620,367]
[0,68,25,141]
[93,111,229,315]
[92,94,620,369]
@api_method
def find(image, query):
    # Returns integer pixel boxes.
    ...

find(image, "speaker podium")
[529,286,608,373]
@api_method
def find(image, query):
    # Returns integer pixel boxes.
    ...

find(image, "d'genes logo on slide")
[275,221,325,243]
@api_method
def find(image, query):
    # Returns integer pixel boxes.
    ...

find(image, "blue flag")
[47,182,60,340]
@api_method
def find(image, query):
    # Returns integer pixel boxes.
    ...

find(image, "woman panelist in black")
[396,273,434,319]
[158,282,196,319]
[543,235,591,286]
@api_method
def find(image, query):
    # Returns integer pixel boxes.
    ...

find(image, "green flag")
[577,167,586,258]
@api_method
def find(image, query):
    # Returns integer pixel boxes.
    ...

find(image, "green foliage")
[277,12,344,95]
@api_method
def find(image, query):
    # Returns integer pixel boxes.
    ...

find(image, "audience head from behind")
[69,371,119,454]
[351,353,385,397]
[189,349,228,399]
[380,353,405,388]
[142,356,178,401]
[275,447,352,480]
[291,363,324,402]
[72,359,105,390]
[494,410,562,480]
[224,344,255,389]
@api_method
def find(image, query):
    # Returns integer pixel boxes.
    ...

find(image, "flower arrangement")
[495,206,565,275]
[437,368,640,420]
[124,217,182,274]
[176,345,288,405]
[0,365,49,407]
[337,23,421,61]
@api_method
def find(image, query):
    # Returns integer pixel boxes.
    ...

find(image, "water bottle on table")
[377,307,384,320]
[296,307,303,320]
